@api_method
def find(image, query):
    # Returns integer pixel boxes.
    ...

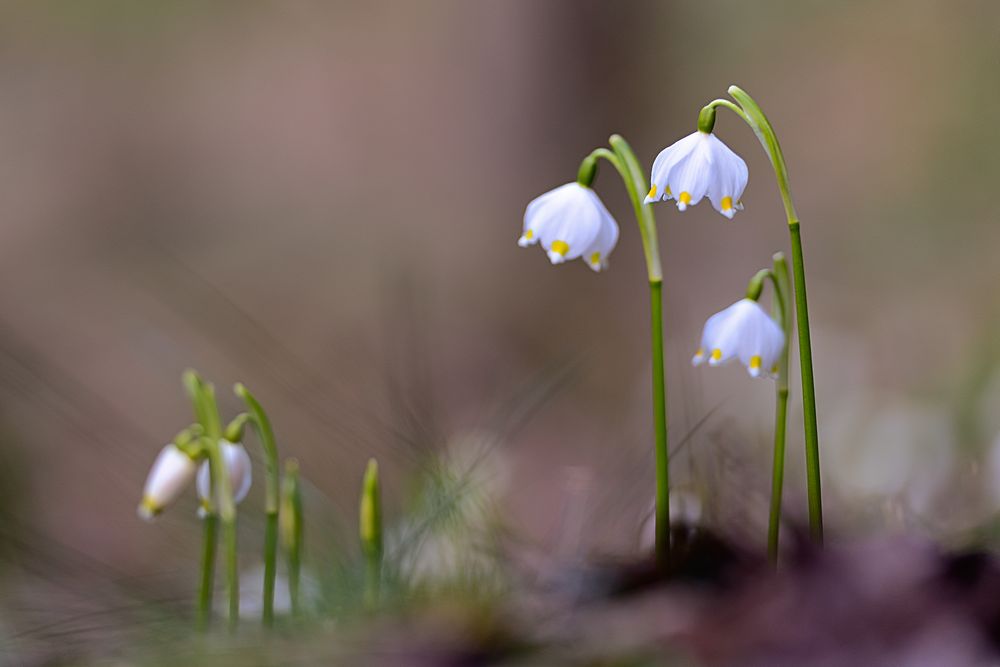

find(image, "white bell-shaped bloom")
[138,444,198,521]
[519,182,619,271]
[692,298,784,378]
[196,440,253,515]
[645,131,748,219]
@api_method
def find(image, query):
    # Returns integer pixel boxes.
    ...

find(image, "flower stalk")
[706,86,823,542]
[747,254,792,564]
[183,370,240,631]
[234,383,281,627]
[281,458,303,616]
[579,136,670,566]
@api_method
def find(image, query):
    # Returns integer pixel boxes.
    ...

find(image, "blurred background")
[2,0,1000,661]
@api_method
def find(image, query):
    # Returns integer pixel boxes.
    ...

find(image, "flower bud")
[359,458,382,562]
[138,444,199,521]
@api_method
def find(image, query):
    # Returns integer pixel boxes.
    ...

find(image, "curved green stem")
[234,383,281,627]
[705,98,750,126]
[582,136,669,565]
[581,145,662,282]
[717,87,823,542]
[609,135,662,283]
[725,87,798,222]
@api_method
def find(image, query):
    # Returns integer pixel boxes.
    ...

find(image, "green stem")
[768,387,789,561]
[234,383,281,627]
[718,87,823,542]
[767,254,792,564]
[649,279,669,567]
[205,437,239,632]
[789,224,823,540]
[263,512,278,624]
[223,509,239,630]
[582,137,669,564]
[197,513,218,631]
[282,459,303,616]
[184,371,240,630]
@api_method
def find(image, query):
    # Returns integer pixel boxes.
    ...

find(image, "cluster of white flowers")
[519,129,780,379]
[139,440,252,521]
[518,130,748,275]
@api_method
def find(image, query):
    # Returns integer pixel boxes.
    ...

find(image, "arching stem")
[579,137,670,567]
[234,383,281,627]
[713,87,823,542]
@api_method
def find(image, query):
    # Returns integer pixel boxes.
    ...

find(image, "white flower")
[196,440,253,516]
[519,182,619,271]
[138,444,198,521]
[692,298,784,378]
[645,131,748,219]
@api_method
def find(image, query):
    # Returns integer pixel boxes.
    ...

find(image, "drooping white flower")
[519,182,619,271]
[645,131,748,219]
[138,444,198,521]
[692,298,784,378]
[196,440,253,515]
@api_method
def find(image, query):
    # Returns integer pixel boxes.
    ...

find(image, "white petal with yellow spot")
[646,131,748,219]
[520,183,619,270]
[138,443,199,521]
[692,298,784,379]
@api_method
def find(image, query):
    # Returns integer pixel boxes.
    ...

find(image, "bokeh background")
[2,0,1000,661]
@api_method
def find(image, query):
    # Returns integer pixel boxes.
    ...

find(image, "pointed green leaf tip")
[359,459,382,560]
[182,369,203,402]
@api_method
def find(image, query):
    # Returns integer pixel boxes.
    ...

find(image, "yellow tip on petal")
[679,192,692,206]
[524,229,534,240]
[721,196,733,211]
[750,355,762,370]
[710,348,722,361]
[665,185,672,196]
[648,184,657,199]
[589,252,601,266]
[137,496,161,521]
[550,240,569,256]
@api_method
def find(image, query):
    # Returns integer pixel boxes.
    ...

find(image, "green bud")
[745,268,771,301]
[697,105,717,134]
[224,413,251,443]
[359,459,383,562]
[173,424,205,459]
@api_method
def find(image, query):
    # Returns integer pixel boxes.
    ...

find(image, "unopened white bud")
[138,444,198,521]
